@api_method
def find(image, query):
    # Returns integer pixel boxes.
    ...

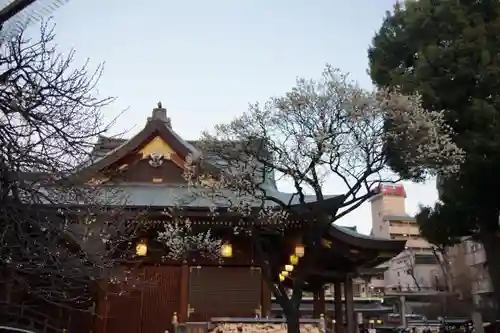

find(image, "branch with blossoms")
[157,218,222,262]
[181,65,465,329]
[186,68,464,219]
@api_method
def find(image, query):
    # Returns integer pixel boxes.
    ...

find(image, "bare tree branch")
[0,23,143,318]
[0,1,71,43]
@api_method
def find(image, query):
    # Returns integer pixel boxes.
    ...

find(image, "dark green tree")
[369,0,500,312]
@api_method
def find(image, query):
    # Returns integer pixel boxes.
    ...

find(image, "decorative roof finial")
[148,101,171,127]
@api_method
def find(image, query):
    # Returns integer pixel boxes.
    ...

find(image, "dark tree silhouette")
[369,0,500,313]
[0,23,140,326]
[0,0,71,42]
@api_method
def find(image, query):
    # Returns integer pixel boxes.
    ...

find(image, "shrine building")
[7,104,407,333]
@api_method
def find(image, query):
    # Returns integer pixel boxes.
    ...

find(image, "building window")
[414,254,438,265]
[469,242,483,253]
[471,243,478,253]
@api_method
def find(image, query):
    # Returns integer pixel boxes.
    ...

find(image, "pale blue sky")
[28,0,436,234]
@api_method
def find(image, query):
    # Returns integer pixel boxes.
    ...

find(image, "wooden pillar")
[178,263,189,323]
[312,286,325,318]
[319,286,325,317]
[93,279,110,333]
[102,299,110,333]
[313,290,321,318]
[344,277,356,333]
[261,271,272,318]
[334,281,343,333]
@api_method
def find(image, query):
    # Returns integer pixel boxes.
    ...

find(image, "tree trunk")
[284,306,301,333]
[407,267,421,291]
[479,230,500,318]
[433,247,452,292]
[252,231,303,332]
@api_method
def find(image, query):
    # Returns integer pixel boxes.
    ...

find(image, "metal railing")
[0,303,64,333]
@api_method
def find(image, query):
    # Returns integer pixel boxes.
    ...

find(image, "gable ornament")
[149,152,164,167]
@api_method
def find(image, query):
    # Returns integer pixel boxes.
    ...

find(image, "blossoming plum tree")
[156,217,222,262]
[182,65,464,333]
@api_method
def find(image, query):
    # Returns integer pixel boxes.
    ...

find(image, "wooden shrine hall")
[49,104,407,333]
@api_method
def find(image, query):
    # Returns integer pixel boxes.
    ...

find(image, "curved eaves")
[328,224,407,252]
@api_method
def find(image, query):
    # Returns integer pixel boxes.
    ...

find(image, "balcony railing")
[362,286,455,297]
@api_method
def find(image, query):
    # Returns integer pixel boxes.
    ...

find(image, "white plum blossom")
[181,64,465,333]
[157,219,222,261]
[193,65,464,215]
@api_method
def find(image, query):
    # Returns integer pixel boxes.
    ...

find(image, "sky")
[20,0,437,234]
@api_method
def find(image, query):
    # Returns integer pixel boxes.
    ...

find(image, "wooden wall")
[187,266,262,321]
[94,264,271,333]
[96,266,181,333]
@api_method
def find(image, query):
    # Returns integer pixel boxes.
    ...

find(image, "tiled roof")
[94,184,339,208]
[91,135,201,160]
[337,225,397,241]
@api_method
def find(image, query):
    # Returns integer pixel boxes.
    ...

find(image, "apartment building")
[366,184,441,293]
[437,176,494,307]
[447,238,494,307]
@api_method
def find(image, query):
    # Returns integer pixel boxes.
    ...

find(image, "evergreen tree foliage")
[369,0,500,313]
